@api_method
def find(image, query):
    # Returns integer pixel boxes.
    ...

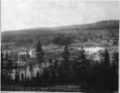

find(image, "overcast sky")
[1,0,119,31]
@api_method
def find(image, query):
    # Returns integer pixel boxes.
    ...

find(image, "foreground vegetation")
[1,41,118,91]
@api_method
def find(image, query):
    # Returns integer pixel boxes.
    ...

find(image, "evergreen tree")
[36,41,44,64]
[5,52,9,61]
[1,53,4,68]
[112,51,118,74]
[21,73,24,81]
[111,51,118,90]
[54,59,58,69]
[21,73,25,85]
[76,46,88,72]
[36,71,40,79]
[1,52,4,61]
[77,46,86,62]
[54,59,58,82]
[42,68,50,84]
[36,71,40,83]
[99,49,112,88]
[4,52,13,69]
[62,45,70,69]
[100,49,111,75]
[112,51,118,64]
[101,49,110,67]
[75,46,88,82]
[7,59,13,69]
[15,72,20,84]
[29,65,33,73]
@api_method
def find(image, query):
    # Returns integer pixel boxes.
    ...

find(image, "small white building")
[78,47,105,61]
[29,49,36,58]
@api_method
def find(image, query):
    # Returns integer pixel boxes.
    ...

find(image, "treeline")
[2,27,119,49]
[1,41,118,91]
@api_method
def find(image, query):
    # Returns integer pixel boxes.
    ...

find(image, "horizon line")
[2,19,119,32]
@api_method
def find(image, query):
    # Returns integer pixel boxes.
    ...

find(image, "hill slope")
[1,20,119,48]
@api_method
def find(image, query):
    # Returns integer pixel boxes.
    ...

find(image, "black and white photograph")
[1,0,119,92]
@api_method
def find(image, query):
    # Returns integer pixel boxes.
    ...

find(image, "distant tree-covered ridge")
[1,20,119,48]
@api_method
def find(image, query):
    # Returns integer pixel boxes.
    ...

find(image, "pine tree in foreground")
[62,45,70,69]
[36,41,44,64]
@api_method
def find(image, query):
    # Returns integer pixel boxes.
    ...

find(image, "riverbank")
[1,85,118,93]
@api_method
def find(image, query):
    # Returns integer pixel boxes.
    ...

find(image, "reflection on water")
[10,64,44,80]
